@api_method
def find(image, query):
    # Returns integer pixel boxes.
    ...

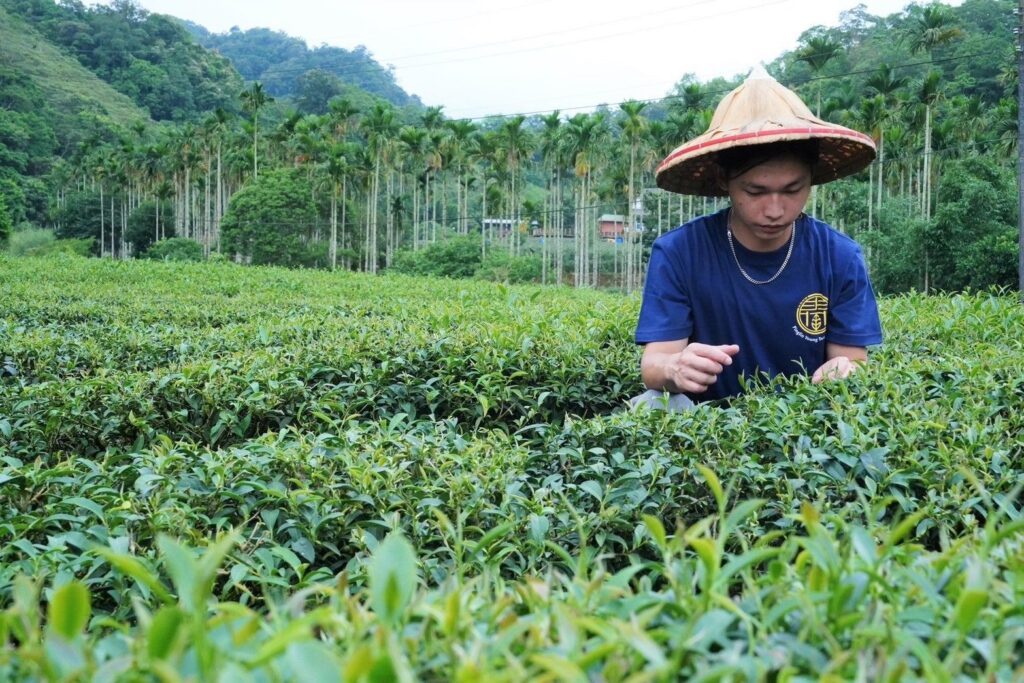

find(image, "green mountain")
[0,4,152,131]
[1,0,243,122]
[184,23,423,112]
[0,3,155,225]
[0,0,423,231]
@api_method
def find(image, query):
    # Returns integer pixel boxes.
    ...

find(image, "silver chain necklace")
[726,216,796,285]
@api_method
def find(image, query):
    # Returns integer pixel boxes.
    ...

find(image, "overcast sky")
[110,0,959,119]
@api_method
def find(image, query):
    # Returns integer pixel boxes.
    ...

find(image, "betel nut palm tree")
[240,82,273,180]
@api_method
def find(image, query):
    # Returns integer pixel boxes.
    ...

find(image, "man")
[633,67,882,409]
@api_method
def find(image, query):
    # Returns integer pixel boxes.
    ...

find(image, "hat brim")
[656,126,877,197]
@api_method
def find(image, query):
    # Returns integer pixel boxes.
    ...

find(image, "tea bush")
[1,254,1022,681]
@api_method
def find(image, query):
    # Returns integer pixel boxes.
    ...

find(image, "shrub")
[475,250,541,283]
[220,169,322,268]
[6,228,95,257]
[6,226,55,255]
[125,200,174,255]
[391,235,482,278]
[143,237,204,262]
[0,193,11,243]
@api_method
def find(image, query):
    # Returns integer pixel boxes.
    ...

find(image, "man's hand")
[660,343,740,394]
[812,355,859,383]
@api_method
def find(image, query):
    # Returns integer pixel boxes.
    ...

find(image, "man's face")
[724,154,812,252]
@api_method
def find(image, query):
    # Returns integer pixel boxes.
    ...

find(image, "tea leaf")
[47,581,90,640]
[370,532,417,628]
[147,606,185,660]
[695,464,725,512]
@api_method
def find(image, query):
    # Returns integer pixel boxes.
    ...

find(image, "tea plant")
[2,254,1023,681]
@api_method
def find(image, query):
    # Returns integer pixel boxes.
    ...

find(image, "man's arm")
[811,342,868,384]
[641,339,740,394]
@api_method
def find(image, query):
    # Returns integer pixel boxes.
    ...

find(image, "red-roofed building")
[598,214,626,240]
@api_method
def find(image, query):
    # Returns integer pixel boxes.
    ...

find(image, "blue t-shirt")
[635,208,882,401]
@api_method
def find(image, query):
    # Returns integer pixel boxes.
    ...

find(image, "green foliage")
[0,192,11,243]
[5,226,52,254]
[475,250,542,284]
[126,200,173,254]
[930,156,1018,291]
[861,197,929,293]
[143,237,204,262]
[391,236,482,278]
[5,226,94,257]
[1,258,1023,680]
[190,26,421,108]
[369,533,417,628]
[0,4,150,133]
[294,69,345,115]
[51,190,102,245]
[46,238,94,257]
[220,169,322,267]
[1,0,242,121]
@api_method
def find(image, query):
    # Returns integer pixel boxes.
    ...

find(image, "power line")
[444,51,992,123]
[212,49,988,130]
[359,0,723,64]
[231,0,792,84]
[225,8,1010,111]
[50,2,1011,127]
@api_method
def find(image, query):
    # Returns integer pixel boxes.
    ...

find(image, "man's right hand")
[641,340,740,394]
[666,343,740,393]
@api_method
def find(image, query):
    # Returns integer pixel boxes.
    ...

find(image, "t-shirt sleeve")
[828,244,883,347]
[635,239,693,344]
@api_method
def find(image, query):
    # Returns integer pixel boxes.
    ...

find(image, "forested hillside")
[0,0,242,121]
[0,0,1019,295]
[185,24,423,112]
[0,3,154,227]
[0,0,419,246]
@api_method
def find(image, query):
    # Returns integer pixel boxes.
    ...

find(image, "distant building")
[598,214,626,240]
[482,218,516,237]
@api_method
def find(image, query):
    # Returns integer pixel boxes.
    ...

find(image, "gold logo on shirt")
[796,293,829,336]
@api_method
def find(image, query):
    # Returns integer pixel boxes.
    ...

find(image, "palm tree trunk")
[385,171,394,268]
[184,166,191,240]
[204,162,212,255]
[340,179,348,270]
[216,142,223,252]
[555,169,563,285]
[110,194,115,257]
[480,177,487,261]
[371,151,381,273]
[253,114,259,180]
[99,184,105,258]
[330,186,338,270]
[876,133,885,217]
[867,163,874,231]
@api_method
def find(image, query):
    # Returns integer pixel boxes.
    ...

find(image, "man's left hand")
[812,356,859,384]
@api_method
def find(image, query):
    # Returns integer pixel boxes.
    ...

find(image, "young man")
[633,67,882,409]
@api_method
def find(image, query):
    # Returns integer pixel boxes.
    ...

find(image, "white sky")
[115,0,957,119]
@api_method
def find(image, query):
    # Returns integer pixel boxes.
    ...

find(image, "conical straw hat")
[656,66,876,197]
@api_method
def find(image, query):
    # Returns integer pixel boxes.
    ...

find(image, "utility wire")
[442,51,995,122]
[223,10,1012,92]
[355,0,723,64]
[55,3,1013,126]
[234,0,793,81]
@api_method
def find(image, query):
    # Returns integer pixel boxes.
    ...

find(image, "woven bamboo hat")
[656,66,876,197]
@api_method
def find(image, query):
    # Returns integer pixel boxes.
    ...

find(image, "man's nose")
[764,195,784,220]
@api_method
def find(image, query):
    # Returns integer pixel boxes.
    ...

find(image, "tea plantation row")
[1,254,1022,681]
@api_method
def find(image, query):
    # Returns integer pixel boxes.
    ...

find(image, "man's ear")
[716,167,728,193]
